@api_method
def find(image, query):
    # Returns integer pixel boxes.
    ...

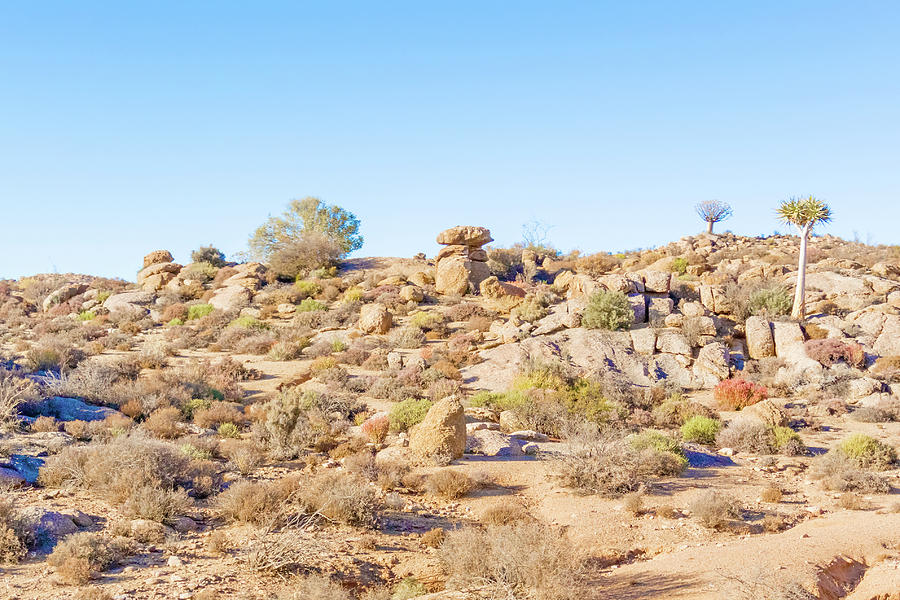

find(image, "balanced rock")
[143,250,174,269]
[435,256,490,296]
[436,226,493,247]
[409,396,466,460]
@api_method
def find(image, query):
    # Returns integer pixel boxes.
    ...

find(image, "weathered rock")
[630,326,657,356]
[143,250,174,269]
[208,286,252,311]
[408,271,435,287]
[435,256,490,295]
[664,313,684,328]
[19,507,80,549]
[30,397,122,422]
[643,271,672,294]
[408,396,467,460]
[465,429,524,457]
[479,276,526,312]
[553,270,576,291]
[628,293,647,323]
[656,330,691,356]
[745,317,775,360]
[692,342,731,387]
[399,285,424,303]
[681,301,708,318]
[532,299,585,336]
[42,283,89,312]
[742,400,788,427]
[566,274,602,300]
[358,303,393,334]
[103,290,155,314]
[773,321,806,359]
[436,226,493,247]
[872,262,900,279]
[138,262,182,285]
[874,315,900,357]
[848,377,882,399]
[498,410,528,433]
[647,296,674,324]
[377,274,407,287]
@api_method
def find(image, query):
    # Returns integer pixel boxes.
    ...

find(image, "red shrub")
[361,416,389,443]
[804,339,865,368]
[714,378,768,410]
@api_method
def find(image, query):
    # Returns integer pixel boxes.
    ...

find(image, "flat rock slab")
[28,396,121,422]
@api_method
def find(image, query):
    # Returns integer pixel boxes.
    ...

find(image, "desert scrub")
[439,522,581,600]
[77,310,96,321]
[267,339,309,361]
[1,369,39,430]
[581,290,633,331]
[424,469,476,499]
[653,393,718,427]
[297,298,327,312]
[293,280,323,299]
[804,338,866,368]
[187,303,215,320]
[389,398,432,432]
[681,415,722,444]
[0,498,32,564]
[387,326,426,349]
[810,452,891,493]
[361,415,389,443]
[511,292,551,323]
[47,532,134,584]
[713,378,768,410]
[628,430,689,473]
[747,285,792,317]
[836,433,896,470]
[690,490,741,529]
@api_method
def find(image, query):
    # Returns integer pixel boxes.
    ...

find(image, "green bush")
[748,286,793,317]
[389,399,432,432]
[469,390,529,412]
[228,316,268,329]
[392,577,427,600]
[837,433,896,470]
[681,416,721,444]
[77,311,95,322]
[671,257,688,276]
[187,304,215,320]
[409,311,444,330]
[581,290,633,331]
[511,294,550,323]
[294,280,323,299]
[218,422,240,438]
[167,318,184,326]
[771,426,804,454]
[629,430,689,472]
[191,245,226,267]
[298,298,327,312]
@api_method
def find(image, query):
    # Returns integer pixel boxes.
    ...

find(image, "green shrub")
[469,390,528,412]
[392,577,427,600]
[681,416,721,444]
[297,298,327,312]
[218,422,240,438]
[581,290,633,331]
[182,262,219,282]
[389,399,432,432]
[310,265,338,279]
[77,311,96,321]
[343,287,364,303]
[837,433,896,470]
[630,430,687,462]
[771,426,804,454]
[96,291,111,304]
[671,257,688,276]
[748,286,793,317]
[187,304,215,320]
[409,311,444,330]
[229,316,269,330]
[167,318,184,326]
[191,245,226,267]
[294,280,323,299]
[511,294,550,323]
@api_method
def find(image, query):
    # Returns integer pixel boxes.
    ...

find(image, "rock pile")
[137,250,181,292]
[434,226,493,295]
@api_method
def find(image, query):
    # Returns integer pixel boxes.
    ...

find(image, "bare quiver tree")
[696,200,733,233]
[776,196,832,320]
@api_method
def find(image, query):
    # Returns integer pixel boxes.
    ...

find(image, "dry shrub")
[31,415,59,432]
[47,532,134,585]
[224,442,265,476]
[656,504,677,519]
[623,491,644,515]
[143,406,183,439]
[810,452,891,493]
[762,514,786,533]
[73,587,114,600]
[1,369,40,428]
[804,339,865,368]
[872,355,900,379]
[714,378,768,410]
[361,415,389,443]
[299,471,379,528]
[421,527,446,548]
[121,485,192,524]
[193,401,244,429]
[0,498,32,564]
[690,490,741,529]
[206,530,229,555]
[481,504,530,526]
[214,478,298,526]
[440,522,581,600]
[26,337,86,372]
[839,492,862,510]
[424,469,475,499]
[279,574,353,600]
[760,486,783,503]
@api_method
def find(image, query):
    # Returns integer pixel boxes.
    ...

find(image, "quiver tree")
[695,200,733,234]
[776,196,832,319]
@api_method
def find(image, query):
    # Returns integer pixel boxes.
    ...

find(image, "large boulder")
[399,285,424,303]
[773,321,806,359]
[465,429,524,457]
[358,303,393,334]
[103,290,155,314]
[435,256,490,295]
[745,316,775,359]
[28,397,122,422]
[656,330,691,356]
[630,326,657,356]
[873,315,900,357]
[643,271,672,294]
[208,286,252,311]
[628,294,647,323]
[42,283,89,312]
[143,250,174,269]
[137,262,182,290]
[742,399,788,427]
[436,226,493,247]
[692,342,731,387]
[647,296,674,324]
[479,276,526,312]
[408,397,467,460]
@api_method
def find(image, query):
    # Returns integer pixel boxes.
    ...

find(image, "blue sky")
[1,1,898,279]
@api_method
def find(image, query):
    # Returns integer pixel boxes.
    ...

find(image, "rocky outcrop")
[142,250,174,269]
[434,226,492,295]
[42,283,89,312]
[208,285,252,312]
[479,276,526,312]
[745,316,775,359]
[103,290,155,315]
[358,303,393,334]
[409,396,467,460]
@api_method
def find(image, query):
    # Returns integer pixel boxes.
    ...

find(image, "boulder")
[643,271,672,294]
[692,342,731,387]
[531,299,585,336]
[656,330,691,356]
[630,326,657,356]
[143,250,174,269]
[647,296,674,324]
[465,429,524,457]
[358,303,393,334]
[553,270,576,291]
[499,410,528,433]
[42,283,89,312]
[436,226,493,247]
[103,290,155,314]
[409,396,467,460]
[408,271,435,287]
[628,293,647,323]
[435,256,490,295]
[566,274,602,300]
[137,262,182,285]
[29,396,121,422]
[872,262,900,279]
[741,400,788,427]
[19,507,80,549]
[874,315,900,357]
[681,301,708,318]
[208,286,252,312]
[479,276,526,312]
[399,285,424,303]
[773,321,806,359]
[745,317,775,359]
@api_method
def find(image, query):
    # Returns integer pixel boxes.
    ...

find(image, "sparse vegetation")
[581,290,633,331]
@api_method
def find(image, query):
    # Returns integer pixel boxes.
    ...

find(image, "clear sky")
[1,1,898,280]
